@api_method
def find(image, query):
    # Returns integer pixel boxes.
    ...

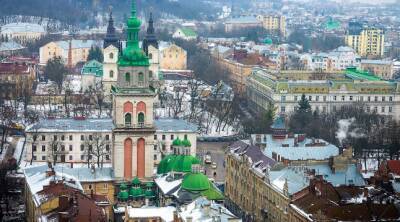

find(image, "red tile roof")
[387,160,400,175]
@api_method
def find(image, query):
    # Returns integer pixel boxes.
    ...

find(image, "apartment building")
[361,59,394,80]
[345,22,385,58]
[246,68,400,120]
[256,15,286,37]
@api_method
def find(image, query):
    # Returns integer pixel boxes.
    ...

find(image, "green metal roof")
[132,176,141,185]
[345,67,381,81]
[181,173,210,191]
[325,19,341,30]
[182,138,191,147]
[180,28,197,37]
[129,187,144,198]
[157,154,201,174]
[81,60,103,77]
[172,137,183,146]
[118,190,129,201]
[201,182,224,201]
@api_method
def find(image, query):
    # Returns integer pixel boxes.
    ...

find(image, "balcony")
[117,123,153,129]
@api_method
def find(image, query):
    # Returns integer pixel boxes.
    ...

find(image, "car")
[211,162,217,169]
[204,154,212,164]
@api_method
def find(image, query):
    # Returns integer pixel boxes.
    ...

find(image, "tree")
[83,133,111,168]
[289,94,312,133]
[44,57,68,93]
[87,46,104,63]
[49,137,62,166]
[0,104,17,154]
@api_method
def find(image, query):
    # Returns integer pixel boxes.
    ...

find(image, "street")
[197,141,230,183]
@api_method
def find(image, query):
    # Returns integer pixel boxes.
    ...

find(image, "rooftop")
[1,22,45,34]
[226,16,261,24]
[127,206,176,221]
[154,118,198,132]
[0,41,25,51]
[52,40,102,51]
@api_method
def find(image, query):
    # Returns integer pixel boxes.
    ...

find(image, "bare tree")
[49,136,62,166]
[0,105,16,154]
[83,133,110,168]
[166,81,186,118]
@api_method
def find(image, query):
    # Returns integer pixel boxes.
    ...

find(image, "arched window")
[138,72,144,82]
[109,70,114,78]
[138,112,145,127]
[109,53,114,59]
[149,53,153,59]
[125,72,130,82]
[125,113,132,126]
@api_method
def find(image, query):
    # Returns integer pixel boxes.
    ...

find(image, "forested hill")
[0,0,217,25]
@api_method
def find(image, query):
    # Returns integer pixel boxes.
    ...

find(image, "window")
[106,145,110,151]
[110,70,114,78]
[138,72,144,82]
[33,155,37,161]
[138,112,145,126]
[80,145,84,151]
[109,52,114,59]
[42,145,46,152]
[54,135,57,141]
[374,106,378,112]
[389,106,393,113]
[162,135,166,140]
[308,96,312,101]
[89,145,93,152]
[154,154,157,160]
[81,135,84,141]
[323,96,327,102]
[333,96,337,101]
[281,96,286,102]
[316,96,319,102]
[88,184,92,189]
[89,135,93,141]
[125,72,131,82]
[171,135,174,140]
[103,184,108,189]
[69,155,73,160]
[42,156,46,161]
[106,135,110,140]
[294,96,298,101]
[61,145,65,151]
[32,145,37,152]
[375,96,378,102]
[360,96,364,101]
[367,106,371,112]
[41,135,46,141]
[154,145,157,151]
[88,155,92,160]
[281,106,286,112]
[350,96,353,101]
[81,155,84,160]
[106,155,110,160]
[149,71,153,78]
[389,96,393,102]
[69,145,73,151]
[342,96,345,101]
[382,96,385,102]
[149,53,153,59]
[162,145,166,151]
[61,135,65,141]
[154,135,157,140]
[184,134,188,140]
[125,113,132,126]
[381,107,385,113]
[69,135,73,141]
[368,96,371,102]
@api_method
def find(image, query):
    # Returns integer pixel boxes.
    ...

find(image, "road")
[197,141,230,183]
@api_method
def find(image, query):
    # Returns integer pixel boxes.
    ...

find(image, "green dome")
[172,137,183,146]
[182,173,210,191]
[132,177,141,185]
[129,187,144,197]
[145,189,155,198]
[264,38,273,45]
[127,17,141,29]
[120,183,128,190]
[157,155,201,174]
[118,190,129,201]
[182,138,191,147]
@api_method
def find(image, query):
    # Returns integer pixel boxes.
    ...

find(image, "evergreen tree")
[289,94,313,133]
[87,46,104,62]
[44,57,68,93]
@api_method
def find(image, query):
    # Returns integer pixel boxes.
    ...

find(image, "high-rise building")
[112,0,156,180]
[345,22,385,58]
[256,15,286,37]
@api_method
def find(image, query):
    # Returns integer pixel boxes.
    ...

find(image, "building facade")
[1,23,45,44]
[160,44,187,70]
[345,25,385,58]
[256,15,286,37]
[0,61,35,100]
[246,68,400,120]
[361,59,394,80]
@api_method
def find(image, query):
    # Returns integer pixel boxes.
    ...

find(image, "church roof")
[157,154,201,174]
[181,173,210,191]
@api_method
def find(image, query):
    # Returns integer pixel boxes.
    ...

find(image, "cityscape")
[1,0,400,221]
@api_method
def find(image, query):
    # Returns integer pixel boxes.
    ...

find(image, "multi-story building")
[345,22,385,58]
[81,59,103,91]
[361,59,394,80]
[25,118,113,164]
[1,23,45,44]
[246,68,400,120]
[224,16,262,32]
[300,46,361,71]
[160,43,187,71]
[39,39,101,66]
[0,61,35,100]
[256,15,286,37]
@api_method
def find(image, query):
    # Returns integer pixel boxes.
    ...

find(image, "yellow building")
[345,26,385,58]
[39,40,100,66]
[361,59,394,80]
[160,43,187,70]
[257,15,286,37]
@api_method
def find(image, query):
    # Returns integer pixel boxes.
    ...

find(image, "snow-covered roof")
[0,41,25,51]
[259,134,339,161]
[26,118,113,133]
[226,16,261,24]
[1,23,45,34]
[179,197,240,222]
[155,118,198,133]
[53,40,102,50]
[361,59,393,65]
[24,165,114,183]
[127,206,176,221]
[155,174,182,195]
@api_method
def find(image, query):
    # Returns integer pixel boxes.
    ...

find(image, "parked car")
[211,162,217,169]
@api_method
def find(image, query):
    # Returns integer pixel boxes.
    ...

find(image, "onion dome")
[182,138,191,147]
[129,187,144,198]
[264,37,273,45]
[181,173,210,191]
[118,183,129,201]
[132,176,141,186]
[157,154,177,174]
[157,154,201,174]
[172,137,183,146]
[120,182,128,190]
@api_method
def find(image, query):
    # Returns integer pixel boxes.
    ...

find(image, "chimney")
[67,39,72,69]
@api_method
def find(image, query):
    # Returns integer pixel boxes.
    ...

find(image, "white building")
[1,23,45,43]
[25,118,198,167]
[300,46,361,71]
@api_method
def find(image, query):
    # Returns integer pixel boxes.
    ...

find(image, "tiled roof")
[229,140,277,168]
[0,62,30,74]
[155,118,198,132]
[387,160,400,175]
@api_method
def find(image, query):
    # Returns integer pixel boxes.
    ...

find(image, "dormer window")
[109,53,114,59]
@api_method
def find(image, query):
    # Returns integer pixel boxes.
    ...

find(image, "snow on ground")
[359,158,379,179]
